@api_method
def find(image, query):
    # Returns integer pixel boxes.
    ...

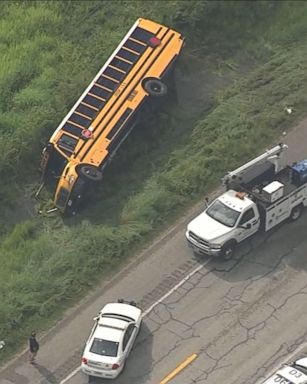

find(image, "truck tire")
[221,241,236,261]
[290,204,303,221]
[143,78,167,97]
[77,164,103,181]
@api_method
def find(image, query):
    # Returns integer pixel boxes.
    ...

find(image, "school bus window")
[58,134,78,153]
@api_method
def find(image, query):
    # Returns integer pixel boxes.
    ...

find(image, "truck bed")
[245,166,302,206]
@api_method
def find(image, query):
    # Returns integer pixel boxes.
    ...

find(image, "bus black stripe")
[106,108,133,140]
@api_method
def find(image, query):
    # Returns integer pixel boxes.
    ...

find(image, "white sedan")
[262,356,307,384]
[81,300,142,379]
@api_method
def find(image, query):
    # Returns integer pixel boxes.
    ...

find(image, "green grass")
[2,0,307,360]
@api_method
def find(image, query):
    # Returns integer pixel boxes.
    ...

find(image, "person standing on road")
[28,331,39,364]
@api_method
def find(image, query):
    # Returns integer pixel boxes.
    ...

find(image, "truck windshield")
[206,200,240,228]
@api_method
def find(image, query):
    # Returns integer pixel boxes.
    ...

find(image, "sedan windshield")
[90,338,119,357]
[206,200,240,228]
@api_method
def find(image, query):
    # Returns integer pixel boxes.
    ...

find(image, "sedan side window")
[123,324,135,350]
[239,208,255,225]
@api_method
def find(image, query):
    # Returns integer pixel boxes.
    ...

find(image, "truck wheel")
[77,164,103,181]
[143,78,167,97]
[221,241,236,261]
[290,204,303,221]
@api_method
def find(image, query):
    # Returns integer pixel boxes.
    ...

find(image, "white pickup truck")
[186,144,307,260]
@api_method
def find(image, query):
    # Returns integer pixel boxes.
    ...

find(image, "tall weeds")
[1,0,307,358]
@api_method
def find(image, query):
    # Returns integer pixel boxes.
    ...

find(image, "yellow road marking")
[159,353,198,384]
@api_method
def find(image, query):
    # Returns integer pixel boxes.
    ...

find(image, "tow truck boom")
[222,143,288,186]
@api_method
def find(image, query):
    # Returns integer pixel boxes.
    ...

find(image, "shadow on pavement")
[32,362,57,384]
[197,211,307,284]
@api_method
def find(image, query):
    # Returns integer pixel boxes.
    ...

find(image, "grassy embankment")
[1,0,307,359]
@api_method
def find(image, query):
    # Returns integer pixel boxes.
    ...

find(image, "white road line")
[255,341,307,384]
[60,367,80,384]
[142,263,205,317]
[59,261,207,383]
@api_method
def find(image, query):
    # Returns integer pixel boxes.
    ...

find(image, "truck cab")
[186,189,261,260]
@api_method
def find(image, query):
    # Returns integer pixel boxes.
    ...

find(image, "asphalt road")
[1,117,307,384]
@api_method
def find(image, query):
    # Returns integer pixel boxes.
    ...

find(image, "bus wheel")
[78,165,103,181]
[143,78,167,97]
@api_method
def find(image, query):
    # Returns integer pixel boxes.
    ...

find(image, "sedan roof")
[99,316,128,331]
[94,323,123,343]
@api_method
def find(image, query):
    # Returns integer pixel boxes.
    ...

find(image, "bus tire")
[290,204,303,221]
[77,164,103,182]
[221,241,236,261]
[143,78,167,97]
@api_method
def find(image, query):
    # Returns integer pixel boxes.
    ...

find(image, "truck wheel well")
[221,240,237,261]
[290,203,304,221]
[224,240,237,247]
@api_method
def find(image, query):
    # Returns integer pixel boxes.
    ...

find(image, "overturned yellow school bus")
[39,18,184,215]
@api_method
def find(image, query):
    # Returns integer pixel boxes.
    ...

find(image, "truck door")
[236,207,260,242]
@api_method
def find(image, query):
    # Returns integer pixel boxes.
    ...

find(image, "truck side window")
[239,208,255,225]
